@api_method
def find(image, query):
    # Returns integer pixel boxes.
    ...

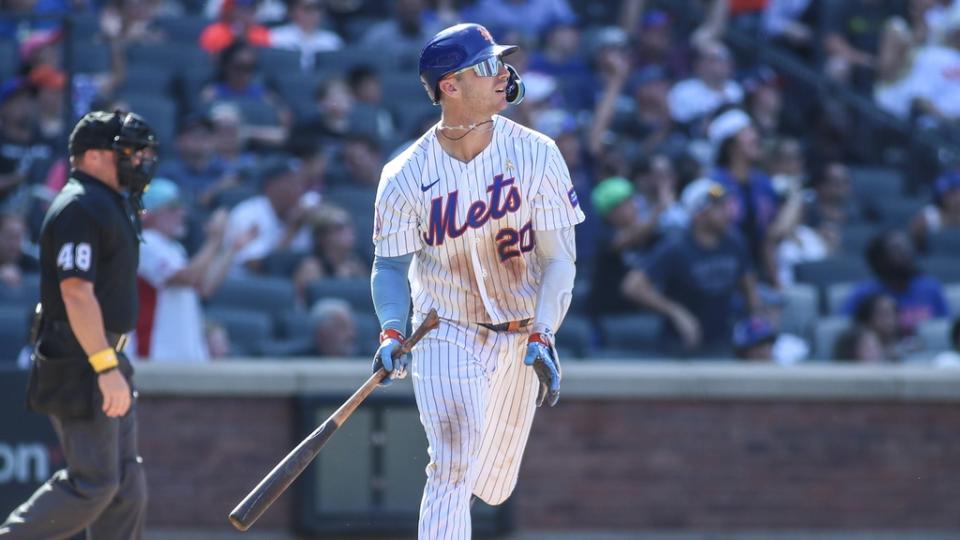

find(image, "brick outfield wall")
[136,396,960,533]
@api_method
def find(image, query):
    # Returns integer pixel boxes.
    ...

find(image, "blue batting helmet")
[419,23,524,105]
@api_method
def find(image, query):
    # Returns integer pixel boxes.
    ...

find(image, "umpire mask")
[112,112,158,207]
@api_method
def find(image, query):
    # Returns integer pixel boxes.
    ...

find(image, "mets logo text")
[423,174,521,246]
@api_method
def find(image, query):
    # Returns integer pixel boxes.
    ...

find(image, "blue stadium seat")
[0,305,31,363]
[848,166,903,199]
[928,230,960,257]
[306,277,375,315]
[917,318,951,353]
[813,316,849,360]
[204,307,273,356]
[555,314,591,359]
[0,39,17,81]
[0,273,40,312]
[923,258,960,284]
[827,282,855,316]
[256,337,313,358]
[315,47,394,74]
[794,256,871,310]
[207,275,296,318]
[946,283,960,316]
[842,223,881,253]
[118,66,174,96]
[68,42,110,73]
[154,15,210,42]
[256,47,303,79]
[598,313,659,355]
[780,283,817,335]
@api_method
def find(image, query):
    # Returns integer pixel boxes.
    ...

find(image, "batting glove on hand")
[523,333,561,407]
[372,329,409,386]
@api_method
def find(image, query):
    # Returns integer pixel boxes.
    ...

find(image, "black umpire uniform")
[0,111,158,539]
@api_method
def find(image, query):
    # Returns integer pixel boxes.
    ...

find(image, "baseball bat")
[228,309,440,531]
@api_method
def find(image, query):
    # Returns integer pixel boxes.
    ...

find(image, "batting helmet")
[419,23,525,105]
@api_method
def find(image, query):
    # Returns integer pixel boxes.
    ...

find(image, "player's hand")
[98,369,131,417]
[524,333,561,407]
[372,329,409,386]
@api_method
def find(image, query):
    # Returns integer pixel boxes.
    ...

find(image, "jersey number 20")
[57,242,92,271]
[495,221,534,262]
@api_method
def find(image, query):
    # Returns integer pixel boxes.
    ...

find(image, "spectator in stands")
[134,179,253,362]
[909,169,960,253]
[762,0,815,55]
[0,79,51,205]
[600,65,687,160]
[268,0,343,70]
[226,157,314,273]
[708,108,787,283]
[294,77,355,145]
[843,230,950,335]
[528,20,593,111]
[587,177,646,318]
[470,0,576,41]
[622,178,759,358]
[309,298,358,357]
[201,40,292,140]
[804,161,875,251]
[157,115,241,209]
[732,316,777,362]
[667,40,743,129]
[205,320,232,359]
[833,325,888,363]
[631,154,687,235]
[362,0,442,51]
[933,318,960,366]
[745,75,784,143]
[209,102,259,175]
[834,293,905,363]
[200,0,271,54]
[346,66,397,145]
[27,65,66,147]
[822,0,907,89]
[626,8,690,81]
[329,133,381,187]
[293,204,366,306]
[0,211,39,289]
[99,0,166,44]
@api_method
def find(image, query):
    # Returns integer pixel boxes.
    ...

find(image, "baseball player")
[369,23,584,539]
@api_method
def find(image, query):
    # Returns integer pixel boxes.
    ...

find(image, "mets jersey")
[373,115,585,324]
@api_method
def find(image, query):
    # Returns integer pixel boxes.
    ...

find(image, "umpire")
[0,110,158,539]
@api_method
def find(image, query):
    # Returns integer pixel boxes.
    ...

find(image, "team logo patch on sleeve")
[567,187,579,208]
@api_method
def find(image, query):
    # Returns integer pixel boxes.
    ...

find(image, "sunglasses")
[447,56,505,79]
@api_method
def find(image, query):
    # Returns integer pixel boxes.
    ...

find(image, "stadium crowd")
[0,0,959,364]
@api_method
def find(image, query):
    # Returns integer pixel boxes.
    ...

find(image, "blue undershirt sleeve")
[371,253,413,335]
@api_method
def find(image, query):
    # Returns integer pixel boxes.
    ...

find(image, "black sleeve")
[50,203,100,283]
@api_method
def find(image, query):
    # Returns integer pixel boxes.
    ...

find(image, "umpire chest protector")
[38,170,142,357]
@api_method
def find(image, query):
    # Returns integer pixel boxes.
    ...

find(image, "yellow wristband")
[89,348,119,373]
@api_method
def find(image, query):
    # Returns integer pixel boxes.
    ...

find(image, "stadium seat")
[126,42,212,77]
[923,258,960,284]
[842,223,881,253]
[813,316,849,360]
[0,273,40,312]
[315,47,394,74]
[118,66,174,96]
[927,230,960,256]
[256,47,303,80]
[0,39,17,81]
[555,314,591,359]
[0,305,31,363]
[848,166,903,200]
[794,256,870,310]
[204,307,273,355]
[598,313,660,354]
[876,198,924,227]
[256,337,313,358]
[261,250,308,278]
[917,318,951,353]
[780,283,818,335]
[306,277,375,315]
[946,283,960,316]
[277,309,313,340]
[68,42,111,74]
[827,282,856,316]
[66,13,101,43]
[154,15,210,42]
[207,275,296,318]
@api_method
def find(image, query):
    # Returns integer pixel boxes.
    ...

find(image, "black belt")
[44,321,128,353]
[478,318,532,332]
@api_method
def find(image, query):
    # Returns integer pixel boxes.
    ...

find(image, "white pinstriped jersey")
[373,115,585,325]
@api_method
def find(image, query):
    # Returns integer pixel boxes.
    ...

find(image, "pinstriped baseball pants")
[411,317,539,540]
